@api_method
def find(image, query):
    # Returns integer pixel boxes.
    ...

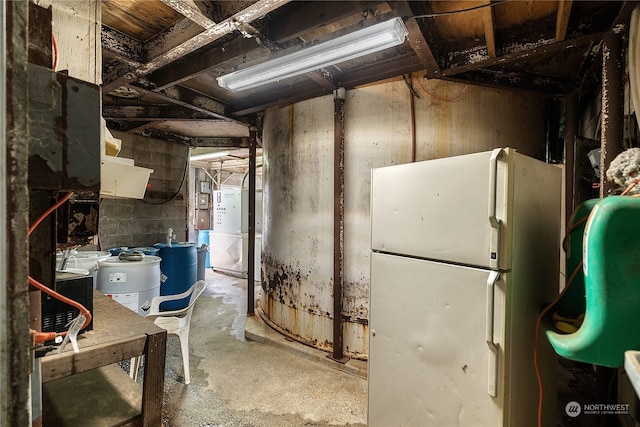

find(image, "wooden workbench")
[40,291,167,426]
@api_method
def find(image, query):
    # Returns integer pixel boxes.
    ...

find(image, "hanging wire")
[142,145,190,205]
[402,74,421,99]
[413,0,511,19]
[413,75,469,102]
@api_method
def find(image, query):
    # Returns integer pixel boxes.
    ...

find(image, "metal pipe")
[600,30,625,197]
[331,87,346,362]
[564,93,578,225]
[409,76,417,162]
[247,128,257,316]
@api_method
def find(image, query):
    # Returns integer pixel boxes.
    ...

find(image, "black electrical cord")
[413,0,511,18]
[402,74,420,99]
[142,145,190,205]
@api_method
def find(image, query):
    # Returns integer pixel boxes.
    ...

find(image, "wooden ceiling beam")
[148,36,260,91]
[102,105,222,121]
[443,69,575,95]
[123,127,249,148]
[390,2,441,78]
[267,1,390,42]
[160,0,215,29]
[482,0,497,58]
[190,137,250,148]
[146,18,205,61]
[555,0,573,42]
[101,26,143,67]
[121,83,234,122]
[148,2,391,91]
[102,0,291,93]
[441,31,606,77]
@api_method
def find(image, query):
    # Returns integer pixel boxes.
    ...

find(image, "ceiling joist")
[160,0,217,29]
[100,1,633,144]
[103,0,291,93]
[555,0,573,42]
[102,105,224,121]
[481,0,497,58]
[441,31,605,78]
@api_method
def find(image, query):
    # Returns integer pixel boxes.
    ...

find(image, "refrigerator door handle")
[486,270,500,397]
[488,148,504,269]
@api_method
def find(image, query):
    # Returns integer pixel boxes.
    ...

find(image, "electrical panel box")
[199,181,211,193]
[197,193,210,209]
[196,210,210,230]
[213,189,242,234]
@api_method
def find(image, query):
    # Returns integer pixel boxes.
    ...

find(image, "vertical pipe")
[409,79,417,163]
[247,130,257,316]
[600,31,625,197]
[332,88,346,362]
[564,94,578,225]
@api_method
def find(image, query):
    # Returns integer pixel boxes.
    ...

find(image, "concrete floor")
[145,269,631,427]
[157,270,368,427]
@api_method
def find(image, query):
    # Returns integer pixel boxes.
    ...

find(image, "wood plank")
[43,364,142,427]
[140,332,166,427]
[40,291,165,382]
[145,17,204,60]
[267,1,388,43]
[39,0,101,83]
[556,0,573,42]
[390,2,441,78]
[101,25,144,66]
[41,336,148,382]
[101,0,183,41]
[102,0,291,93]
[440,31,605,77]
[160,0,216,29]
[123,84,230,119]
[482,0,496,58]
[102,104,218,120]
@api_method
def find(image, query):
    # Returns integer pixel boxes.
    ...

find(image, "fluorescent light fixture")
[190,151,229,161]
[217,17,408,92]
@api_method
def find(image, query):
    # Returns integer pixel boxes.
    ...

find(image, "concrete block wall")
[99,131,190,250]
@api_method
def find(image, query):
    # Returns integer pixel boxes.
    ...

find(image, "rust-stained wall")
[261,74,546,359]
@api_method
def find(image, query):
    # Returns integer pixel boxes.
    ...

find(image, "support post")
[247,128,257,316]
[3,1,31,425]
[564,93,578,225]
[600,30,625,197]
[330,88,348,363]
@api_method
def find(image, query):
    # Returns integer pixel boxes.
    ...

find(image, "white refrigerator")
[368,148,560,426]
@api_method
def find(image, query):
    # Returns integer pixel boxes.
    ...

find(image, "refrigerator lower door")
[368,252,505,426]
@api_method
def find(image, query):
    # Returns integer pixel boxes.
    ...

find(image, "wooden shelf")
[43,364,141,427]
[40,291,167,426]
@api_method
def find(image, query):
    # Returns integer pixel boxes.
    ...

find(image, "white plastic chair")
[130,280,207,384]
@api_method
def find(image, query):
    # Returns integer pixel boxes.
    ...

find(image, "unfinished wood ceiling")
[100,0,635,146]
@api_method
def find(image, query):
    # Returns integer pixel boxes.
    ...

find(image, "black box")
[41,274,94,334]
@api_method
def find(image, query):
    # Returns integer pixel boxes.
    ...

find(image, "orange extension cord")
[30,192,92,345]
[534,260,583,427]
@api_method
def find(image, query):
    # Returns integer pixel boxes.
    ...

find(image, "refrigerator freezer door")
[368,252,504,426]
[371,150,507,269]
